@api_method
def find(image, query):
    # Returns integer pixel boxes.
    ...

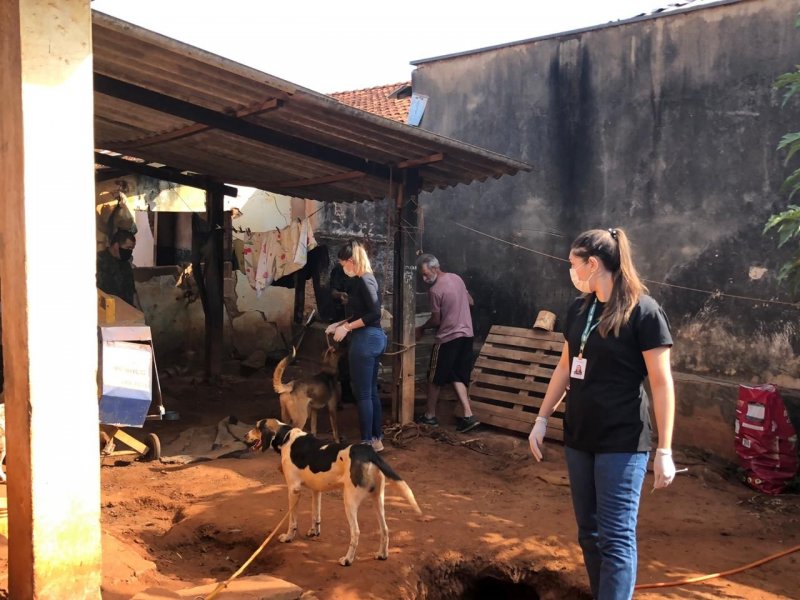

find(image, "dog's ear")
[258,419,275,452]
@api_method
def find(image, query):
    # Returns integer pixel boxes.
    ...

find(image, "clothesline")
[232,207,325,235]
[238,218,317,297]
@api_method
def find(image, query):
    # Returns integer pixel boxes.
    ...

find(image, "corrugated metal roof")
[92,12,531,203]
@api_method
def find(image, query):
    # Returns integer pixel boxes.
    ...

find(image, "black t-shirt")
[96,249,136,306]
[348,273,382,328]
[330,264,356,320]
[563,293,673,453]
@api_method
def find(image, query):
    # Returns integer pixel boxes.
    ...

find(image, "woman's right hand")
[325,322,340,335]
[529,416,548,461]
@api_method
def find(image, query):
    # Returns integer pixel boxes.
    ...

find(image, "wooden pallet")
[470,325,566,441]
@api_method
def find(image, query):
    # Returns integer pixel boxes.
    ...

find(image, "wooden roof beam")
[267,170,367,189]
[396,152,444,169]
[94,152,238,197]
[110,98,284,150]
[94,74,393,181]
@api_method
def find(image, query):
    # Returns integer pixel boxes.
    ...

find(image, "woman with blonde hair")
[529,228,676,600]
[326,241,387,450]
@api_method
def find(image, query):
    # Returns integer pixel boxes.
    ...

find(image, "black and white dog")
[244,418,421,566]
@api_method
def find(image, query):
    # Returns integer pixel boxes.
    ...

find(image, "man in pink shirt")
[415,254,480,433]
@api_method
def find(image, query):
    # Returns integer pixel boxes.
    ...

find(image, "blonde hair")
[337,240,373,276]
[570,228,647,337]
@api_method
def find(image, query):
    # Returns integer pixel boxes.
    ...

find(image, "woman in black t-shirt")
[326,241,388,450]
[529,228,676,600]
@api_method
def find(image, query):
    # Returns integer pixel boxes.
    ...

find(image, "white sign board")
[102,341,152,401]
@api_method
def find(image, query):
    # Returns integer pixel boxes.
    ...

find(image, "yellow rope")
[204,511,290,600]
[383,341,416,356]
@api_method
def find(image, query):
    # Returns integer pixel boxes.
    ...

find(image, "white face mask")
[343,267,356,278]
[569,266,593,294]
[421,266,438,284]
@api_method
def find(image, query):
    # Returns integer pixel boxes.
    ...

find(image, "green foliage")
[764,12,800,295]
[774,68,800,108]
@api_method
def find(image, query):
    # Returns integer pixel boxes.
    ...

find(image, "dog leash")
[203,511,290,600]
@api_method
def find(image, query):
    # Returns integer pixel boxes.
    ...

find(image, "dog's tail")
[273,347,297,394]
[374,455,422,515]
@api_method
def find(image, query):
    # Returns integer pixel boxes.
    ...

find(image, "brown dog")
[244,419,421,566]
[273,345,341,442]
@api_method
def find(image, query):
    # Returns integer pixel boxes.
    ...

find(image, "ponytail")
[571,228,647,337]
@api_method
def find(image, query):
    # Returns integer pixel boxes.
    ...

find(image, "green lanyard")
[578,299,600,358]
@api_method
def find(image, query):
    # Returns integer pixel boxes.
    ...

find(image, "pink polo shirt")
[429,272,473,344]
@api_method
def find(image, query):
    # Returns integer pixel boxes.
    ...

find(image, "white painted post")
[0,0,102,597]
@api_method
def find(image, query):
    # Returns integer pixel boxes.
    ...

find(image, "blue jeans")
[565,447,648,600]
[348,327,387,442]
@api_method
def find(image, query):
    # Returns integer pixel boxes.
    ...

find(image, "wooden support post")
[391,170,420,424]
[0,1,101,597]
[204,187,225,379]
[294,270,306,324]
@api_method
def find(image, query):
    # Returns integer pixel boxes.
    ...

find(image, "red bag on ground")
[735,384,798,495]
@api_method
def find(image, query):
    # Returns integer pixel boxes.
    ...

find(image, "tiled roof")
[330,82,411,123]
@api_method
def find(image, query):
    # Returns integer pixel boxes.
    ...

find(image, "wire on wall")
[434,216,800,310]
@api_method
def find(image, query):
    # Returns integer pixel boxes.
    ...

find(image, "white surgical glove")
[529,416,548,462]
[325,322,339,335]
[653,448,676,489]
[333,324,350,342]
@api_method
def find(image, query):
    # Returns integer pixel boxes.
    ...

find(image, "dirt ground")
[1,362,799,599]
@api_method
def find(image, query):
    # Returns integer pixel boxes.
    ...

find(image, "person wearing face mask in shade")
[529,228,676,600]
[325,241,388,451]
[97,229,141,310]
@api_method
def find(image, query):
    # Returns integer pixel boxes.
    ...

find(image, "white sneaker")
[372,439,385,452]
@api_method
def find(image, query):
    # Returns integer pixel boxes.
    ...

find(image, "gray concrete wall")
[314,199,394,302]
[412,0,800,457]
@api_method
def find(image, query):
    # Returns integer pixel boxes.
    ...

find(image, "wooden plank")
[486,332,565,353]
[474,356,555,379]
[490,325,565,343]
[474,411,565,441]
[479,344,561,366]
[393,173,419,425]
[205,188,225,378]
[472,399,565,427]
[473,372,550,394]
[470,385,546,408]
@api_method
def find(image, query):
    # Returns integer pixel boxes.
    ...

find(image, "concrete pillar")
[0,1,102,597]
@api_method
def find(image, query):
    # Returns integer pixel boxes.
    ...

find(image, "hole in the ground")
[416,558,591,600]
[461,575,538,600]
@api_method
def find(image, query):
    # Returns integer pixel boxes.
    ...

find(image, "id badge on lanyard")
[571,299,599,380]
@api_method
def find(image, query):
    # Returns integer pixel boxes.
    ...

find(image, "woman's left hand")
[333,324,349,342]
